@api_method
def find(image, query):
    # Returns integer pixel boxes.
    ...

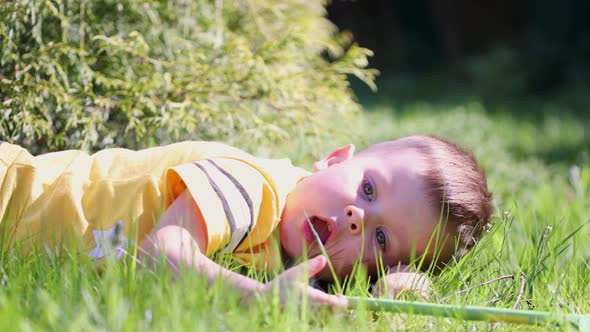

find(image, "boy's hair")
[362,135,493,262]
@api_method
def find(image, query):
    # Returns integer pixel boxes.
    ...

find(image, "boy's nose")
[345,205,365,235]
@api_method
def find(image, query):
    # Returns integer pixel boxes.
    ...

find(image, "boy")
[0,136,492,307]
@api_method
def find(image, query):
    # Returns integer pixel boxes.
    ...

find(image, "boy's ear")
[313,144,355,172]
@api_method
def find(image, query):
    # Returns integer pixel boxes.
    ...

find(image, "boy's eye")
[376,228,386,250]
[362,179,374,201]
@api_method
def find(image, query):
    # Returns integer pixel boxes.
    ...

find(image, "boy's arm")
[140,191,347,308]
[371,265,431,300]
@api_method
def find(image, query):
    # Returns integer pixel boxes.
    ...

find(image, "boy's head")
[279,135,492,281]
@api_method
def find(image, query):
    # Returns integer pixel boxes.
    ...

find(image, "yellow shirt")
[0,141,308,271]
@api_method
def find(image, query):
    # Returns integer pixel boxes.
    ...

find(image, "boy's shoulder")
[164,140,310,207]
[168,141,310,186]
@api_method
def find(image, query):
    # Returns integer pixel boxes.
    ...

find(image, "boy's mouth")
[303,216,334,246]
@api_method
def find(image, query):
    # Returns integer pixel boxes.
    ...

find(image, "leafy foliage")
[0,0,376,153]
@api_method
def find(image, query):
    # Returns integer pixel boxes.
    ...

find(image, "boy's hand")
[371,265,431,300]
[261,255,348,309]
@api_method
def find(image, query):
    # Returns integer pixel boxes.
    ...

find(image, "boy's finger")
[306,287,348,308]
[283,255,327,281]
[305,255,327,277]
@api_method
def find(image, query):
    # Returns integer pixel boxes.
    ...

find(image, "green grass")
[1,84,589,331]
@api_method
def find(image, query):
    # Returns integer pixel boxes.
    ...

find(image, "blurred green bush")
[0,0,376,153]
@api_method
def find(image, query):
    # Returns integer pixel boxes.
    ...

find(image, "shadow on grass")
[515,142,590,166]
[351,73,590,166]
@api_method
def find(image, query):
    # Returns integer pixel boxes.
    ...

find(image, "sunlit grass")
[1,93,589,331]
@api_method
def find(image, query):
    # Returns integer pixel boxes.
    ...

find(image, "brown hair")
[362,135,493,262]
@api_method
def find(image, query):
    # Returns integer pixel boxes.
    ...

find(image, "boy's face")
[280,144,454,281]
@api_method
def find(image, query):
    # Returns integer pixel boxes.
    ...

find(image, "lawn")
[1,80,589,331]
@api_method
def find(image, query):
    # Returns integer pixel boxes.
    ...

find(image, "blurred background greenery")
[329,0,590,99]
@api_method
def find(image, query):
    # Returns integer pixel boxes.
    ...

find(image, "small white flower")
[88,220,129,260]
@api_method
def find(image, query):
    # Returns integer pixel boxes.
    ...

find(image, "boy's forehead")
[358,145,429,172]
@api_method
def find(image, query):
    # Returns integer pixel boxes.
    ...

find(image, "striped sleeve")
[166,157,275,257]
